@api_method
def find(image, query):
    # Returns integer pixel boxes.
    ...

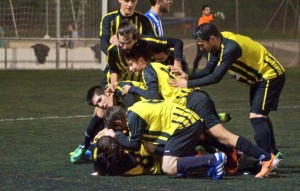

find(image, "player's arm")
[128,65,161,99]
[187,42,242,88]
[106,46,121,92]
[99,15,112,54]
[115,111,146,151]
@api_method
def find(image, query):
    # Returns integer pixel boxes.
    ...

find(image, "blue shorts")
[250,73,285,115]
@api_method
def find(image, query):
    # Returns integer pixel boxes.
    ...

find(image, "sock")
[236,136,271,161]
[250,117,271,153]
[267,117,279,155]
[82,115,105,149]
[177,154,216,175]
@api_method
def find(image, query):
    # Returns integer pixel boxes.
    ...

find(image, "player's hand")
[169,78,188,88]
[109,35,119,46]
[106,83,116,94]
[173,60,182,69]
[103,128,116,138]
[215,11,225,19]
[169,65,188,79]
[122,84,131,95]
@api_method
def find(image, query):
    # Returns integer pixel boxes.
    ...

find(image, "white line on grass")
[0,105,299,122]
[0,115,91,122]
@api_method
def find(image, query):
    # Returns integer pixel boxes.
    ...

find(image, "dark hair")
[149,0,156,6]
[94,136,137,175]
[117,20,141,41]
[193,23,221,41]
[104,106,127,130]
[86,85,105,106]
[124,40,151,62]
[201,4,210,11]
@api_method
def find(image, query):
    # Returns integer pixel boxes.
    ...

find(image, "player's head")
[119,0,138,17]
[150,0,173,13]
[94,136,137,175]
[193,23,221,52]
[86,85,115,109]
[152,46,171,63]
[125,40,151,74]
[104,106,128,131]
[117,20,141,53]
[201,4,211,16]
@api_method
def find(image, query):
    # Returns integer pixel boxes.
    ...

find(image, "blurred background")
[0,0,299,69]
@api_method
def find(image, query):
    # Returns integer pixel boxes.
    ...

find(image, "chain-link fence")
[0,0,299,69]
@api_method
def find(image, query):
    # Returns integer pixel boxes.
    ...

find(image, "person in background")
[145,0,173,37]
[192,4,225,73]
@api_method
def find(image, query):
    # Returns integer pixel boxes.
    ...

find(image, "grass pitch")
[0,69,300,190]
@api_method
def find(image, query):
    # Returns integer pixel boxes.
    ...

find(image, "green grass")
[0,69,300,190]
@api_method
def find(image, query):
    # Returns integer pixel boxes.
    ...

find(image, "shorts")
[250,74,285,115]
[186,90,220,129]
[164,121,203,157]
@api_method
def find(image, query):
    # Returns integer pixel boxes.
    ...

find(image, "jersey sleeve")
[116,111,147,151]
[129,64,161,99]
[187,40,242,88]
[99,15,113,54]
[142,16,158,37]
[107,45,120,74]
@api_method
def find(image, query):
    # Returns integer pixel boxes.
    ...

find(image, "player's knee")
[162,156,178,175]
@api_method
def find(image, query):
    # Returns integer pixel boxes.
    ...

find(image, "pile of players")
[69,0,285,180]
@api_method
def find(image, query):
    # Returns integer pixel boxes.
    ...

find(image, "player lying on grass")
[69,84,139,163]
[119,41,279,178]
[103,100,227,179]
[91,133,162,176]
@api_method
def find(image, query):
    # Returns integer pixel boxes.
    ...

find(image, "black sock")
[236,136,271,161]
[82,115,105,149]
[250,118,271,153]
[267,117,279,155]
[177,154,216,174]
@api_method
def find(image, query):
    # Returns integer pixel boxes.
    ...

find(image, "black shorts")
[186,90,220,129]
[164,121,203,157]
[250,74,285,115]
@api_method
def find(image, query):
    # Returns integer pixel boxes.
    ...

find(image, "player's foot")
[255,154,279,178]
[274,152,283,166]
[218,112,232,123]
[226,148,238,175]
[70,145,86,163]
[207,152,227,180]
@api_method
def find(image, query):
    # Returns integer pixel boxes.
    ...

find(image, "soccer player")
[92,135,162,176]
[103,100,227,179]
[170,23,285,163]
[120,42,280,178]
[100,0,157,55]
[145,0,173,37]
[70,84,138,163]
[105,20,184,93]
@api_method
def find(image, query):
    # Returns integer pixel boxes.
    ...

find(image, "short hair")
[94,136,136,175]
[124,40,151,62]
[149,0,157,6]
[104,106,127,130]
[117,20,141,41]
[193,23,221,41]
[201,4,210,11]
[86,85,104,106]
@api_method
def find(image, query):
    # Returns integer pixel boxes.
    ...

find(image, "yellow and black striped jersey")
[107,37,183,84]
[127,100,201,145]
[188,31,285,87]
[100,10,157,54]
[128,62,193,106]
